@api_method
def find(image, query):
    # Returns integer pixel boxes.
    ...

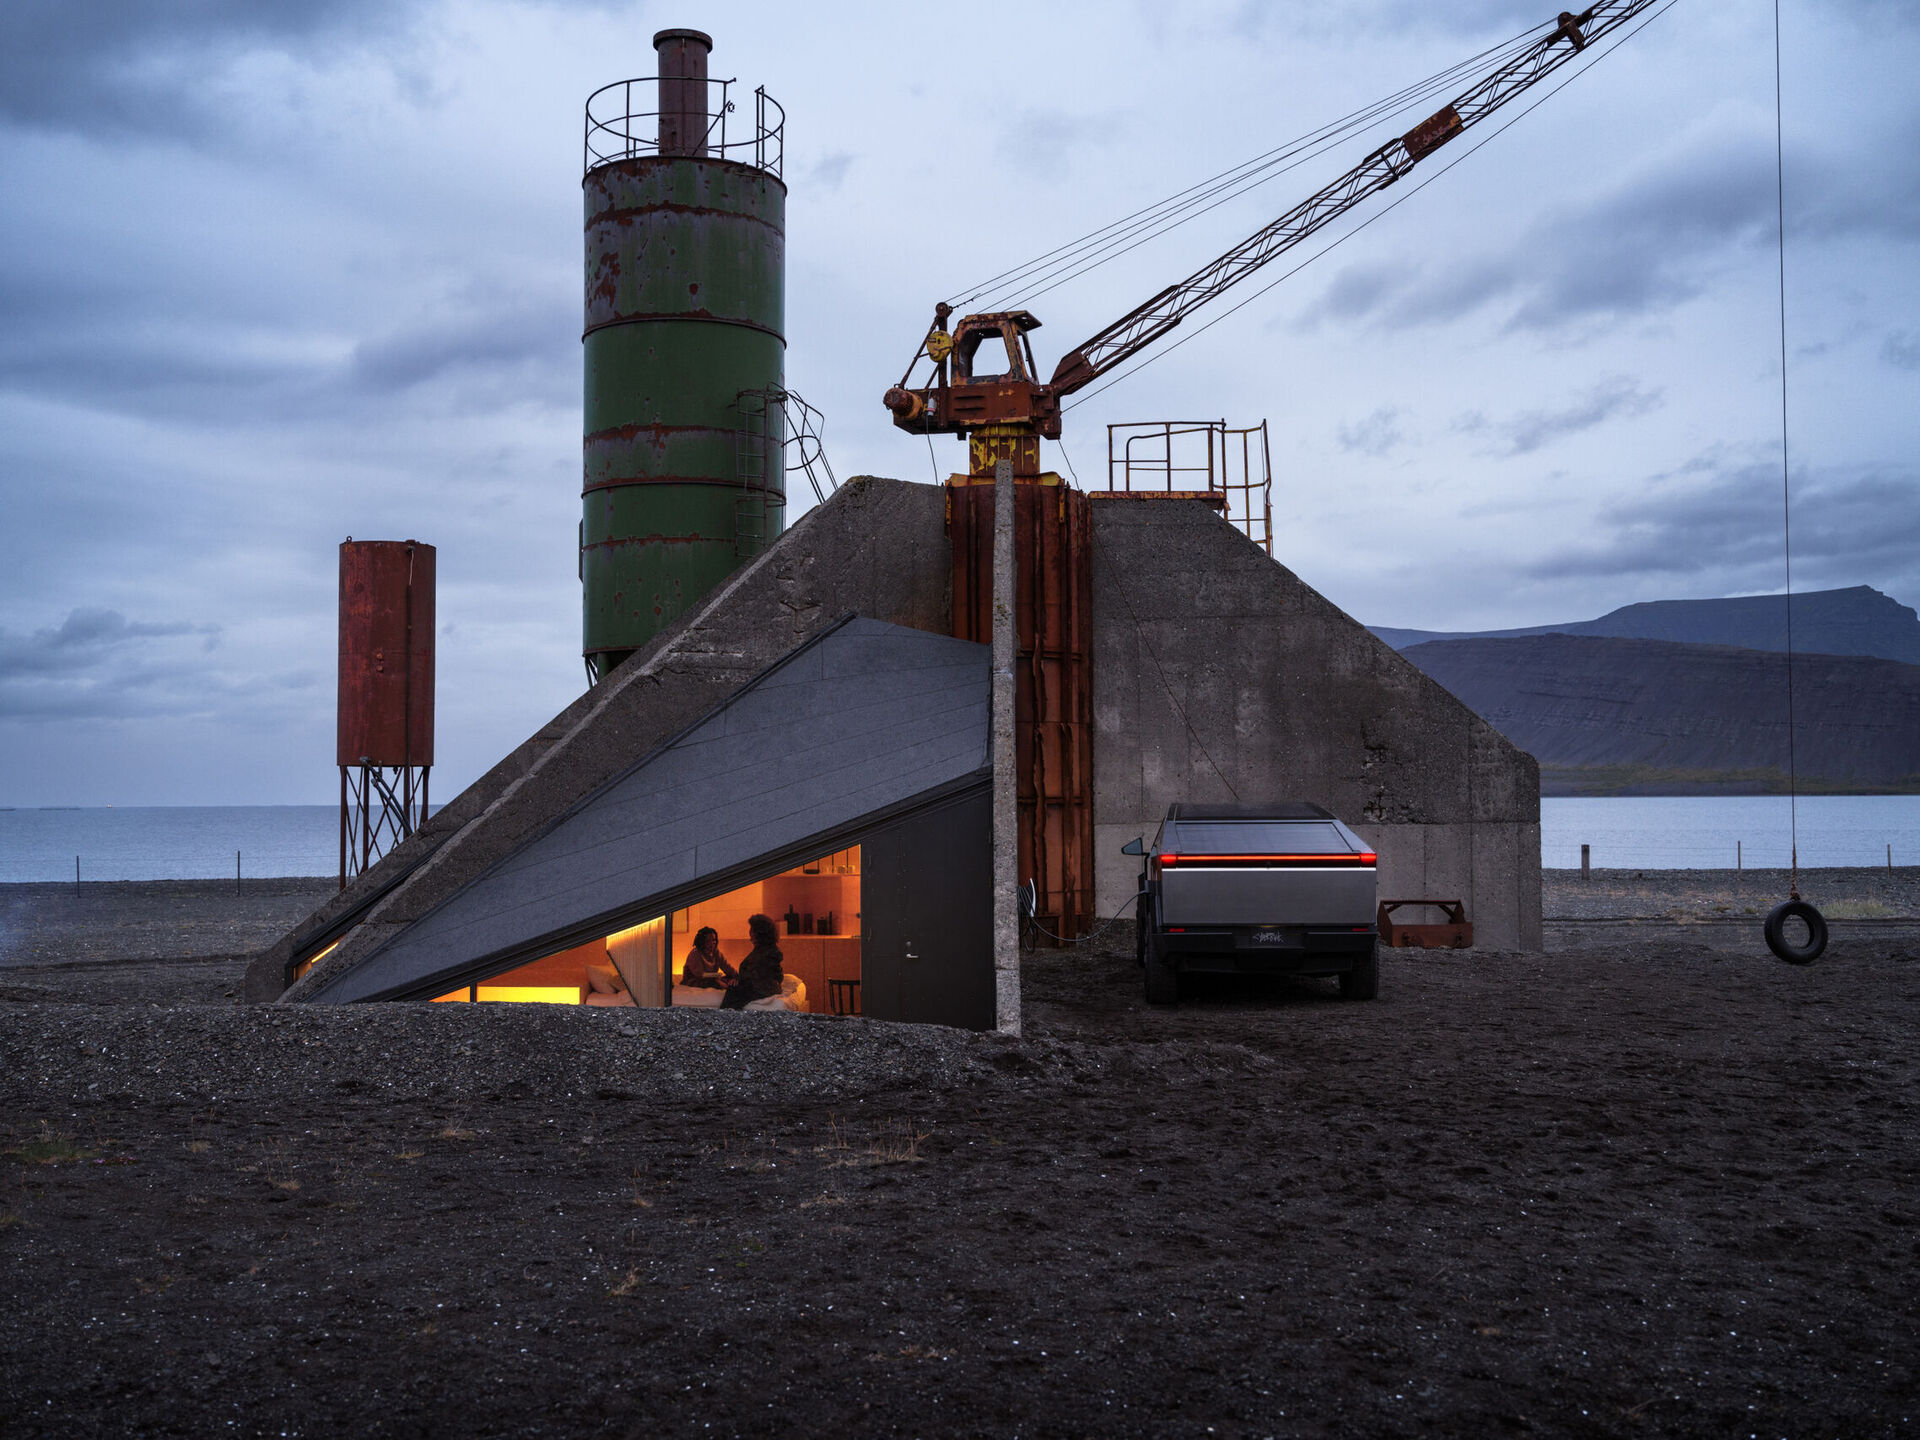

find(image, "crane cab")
[884,306,1064,446]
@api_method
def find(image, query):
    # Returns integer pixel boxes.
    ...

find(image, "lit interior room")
[427,847,861,1015]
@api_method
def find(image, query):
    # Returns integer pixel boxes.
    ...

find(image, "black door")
[861,783,994,1030]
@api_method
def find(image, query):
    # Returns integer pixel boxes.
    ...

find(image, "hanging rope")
[1764,0,1827,965]
[1773,0,1800,896]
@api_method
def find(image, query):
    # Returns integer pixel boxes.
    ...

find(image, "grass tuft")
[6,1124,96,1167]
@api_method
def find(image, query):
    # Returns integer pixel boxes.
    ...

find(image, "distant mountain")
[1372,585,1920,665]
[1402,634,1920,795]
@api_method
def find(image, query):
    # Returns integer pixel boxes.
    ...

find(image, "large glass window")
[431,846,861,1014]
[671,846,861,1014]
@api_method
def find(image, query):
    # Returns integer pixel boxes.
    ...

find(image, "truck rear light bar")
[1156,853,1376,867]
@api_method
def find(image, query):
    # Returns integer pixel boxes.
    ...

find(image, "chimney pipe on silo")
[654,28,712,157]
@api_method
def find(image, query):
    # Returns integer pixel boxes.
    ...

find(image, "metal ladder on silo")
[732,390,777,559]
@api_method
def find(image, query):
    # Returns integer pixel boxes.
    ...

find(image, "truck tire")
[1144,937,1179,1005]
[1338,942,1379,1001]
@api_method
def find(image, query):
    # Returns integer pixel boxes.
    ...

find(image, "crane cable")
[943,21,1554,314]
[957,29,1541,311]
[1062,0,1679,415]
[995,43,1522,315]
[987,33,1545,312]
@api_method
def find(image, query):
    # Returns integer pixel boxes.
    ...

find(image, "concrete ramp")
[301,616,987,1004]
[247,477,952,1003]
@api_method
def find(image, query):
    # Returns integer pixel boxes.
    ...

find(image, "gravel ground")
[2,882,1918,1438]
[0,879,335,969]
[1543,865,1920,920]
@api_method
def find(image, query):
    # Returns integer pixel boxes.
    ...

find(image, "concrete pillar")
[991,457,1021,1035]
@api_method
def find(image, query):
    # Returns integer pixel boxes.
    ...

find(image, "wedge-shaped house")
[253,477,1542,1030]
[289,616,995,1028]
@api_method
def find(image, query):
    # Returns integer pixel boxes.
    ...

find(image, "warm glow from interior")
[474,985,584,1005]
[292,938,342,983]
[431,989,470,1003]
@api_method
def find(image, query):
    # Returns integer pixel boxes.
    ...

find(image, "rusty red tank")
[337,540,435,769]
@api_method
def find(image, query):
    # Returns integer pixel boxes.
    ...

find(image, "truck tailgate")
[1160,866,1376,927]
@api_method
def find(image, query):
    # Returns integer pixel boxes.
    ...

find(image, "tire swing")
[1764,897,1826,966]
[1761,8,1826,969]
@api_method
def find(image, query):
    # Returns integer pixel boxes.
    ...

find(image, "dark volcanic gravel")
[0,878,335,969]
[2,885,1918,1437]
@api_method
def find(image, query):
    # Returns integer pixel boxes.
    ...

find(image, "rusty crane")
[882,3,1667,942]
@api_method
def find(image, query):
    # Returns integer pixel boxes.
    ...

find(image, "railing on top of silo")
[583,77,785,178]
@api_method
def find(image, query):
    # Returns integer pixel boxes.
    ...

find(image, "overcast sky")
[2,0,1915,806]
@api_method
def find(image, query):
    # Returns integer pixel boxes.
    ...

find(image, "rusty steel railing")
[584,76,784,178]
[1106,419,1273,554]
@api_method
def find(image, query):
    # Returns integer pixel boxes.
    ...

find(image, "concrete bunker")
[249,477,1539,1027]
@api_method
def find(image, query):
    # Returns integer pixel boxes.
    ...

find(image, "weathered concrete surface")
[252,480,1541,1002]
[250,477,951,1003]
[990,458,1020,1035]
[1089,497,1541,950]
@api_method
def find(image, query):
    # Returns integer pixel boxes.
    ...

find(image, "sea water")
[1,797,1915,882]
[0,806,340,883]
[1542,794,1920,870]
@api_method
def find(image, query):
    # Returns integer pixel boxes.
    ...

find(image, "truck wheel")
[1144,938,1179,1006]
[1338,942,1380,1001]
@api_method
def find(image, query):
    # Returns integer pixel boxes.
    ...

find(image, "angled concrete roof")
[247,475,953,1003]
[305,616,988,1003]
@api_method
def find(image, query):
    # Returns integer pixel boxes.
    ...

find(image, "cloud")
[0,609,219,677]
[1299,108,1920,337]
[1883,332,1920,370]
[806,152,855,191]
[1464,376,1663,456]
[0,607,244,720]
[0,0,409,139]
[994,107,1127,175]
[349,296,573,397]
[1522,454,1920,598]
[1336,405,1405,456]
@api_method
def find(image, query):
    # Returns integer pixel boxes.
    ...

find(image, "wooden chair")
[828,978,862,1016]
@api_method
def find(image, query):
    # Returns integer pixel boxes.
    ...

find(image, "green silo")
[581,29,787,683]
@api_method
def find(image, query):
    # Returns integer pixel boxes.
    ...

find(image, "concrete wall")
[256,476,951,1003]
[252,476,1544,1002]
[1088,497,1541,950]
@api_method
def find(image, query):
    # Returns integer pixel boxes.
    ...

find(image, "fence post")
[1580,843,1590,880]
[236,849,242,894]
[74,854,80,895]
[1737,839,1742,871]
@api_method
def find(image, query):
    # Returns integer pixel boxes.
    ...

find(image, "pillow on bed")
[585,963,625,995]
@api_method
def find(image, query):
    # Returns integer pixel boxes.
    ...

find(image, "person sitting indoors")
[679,926,737,990]
[719,913,784,1010]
